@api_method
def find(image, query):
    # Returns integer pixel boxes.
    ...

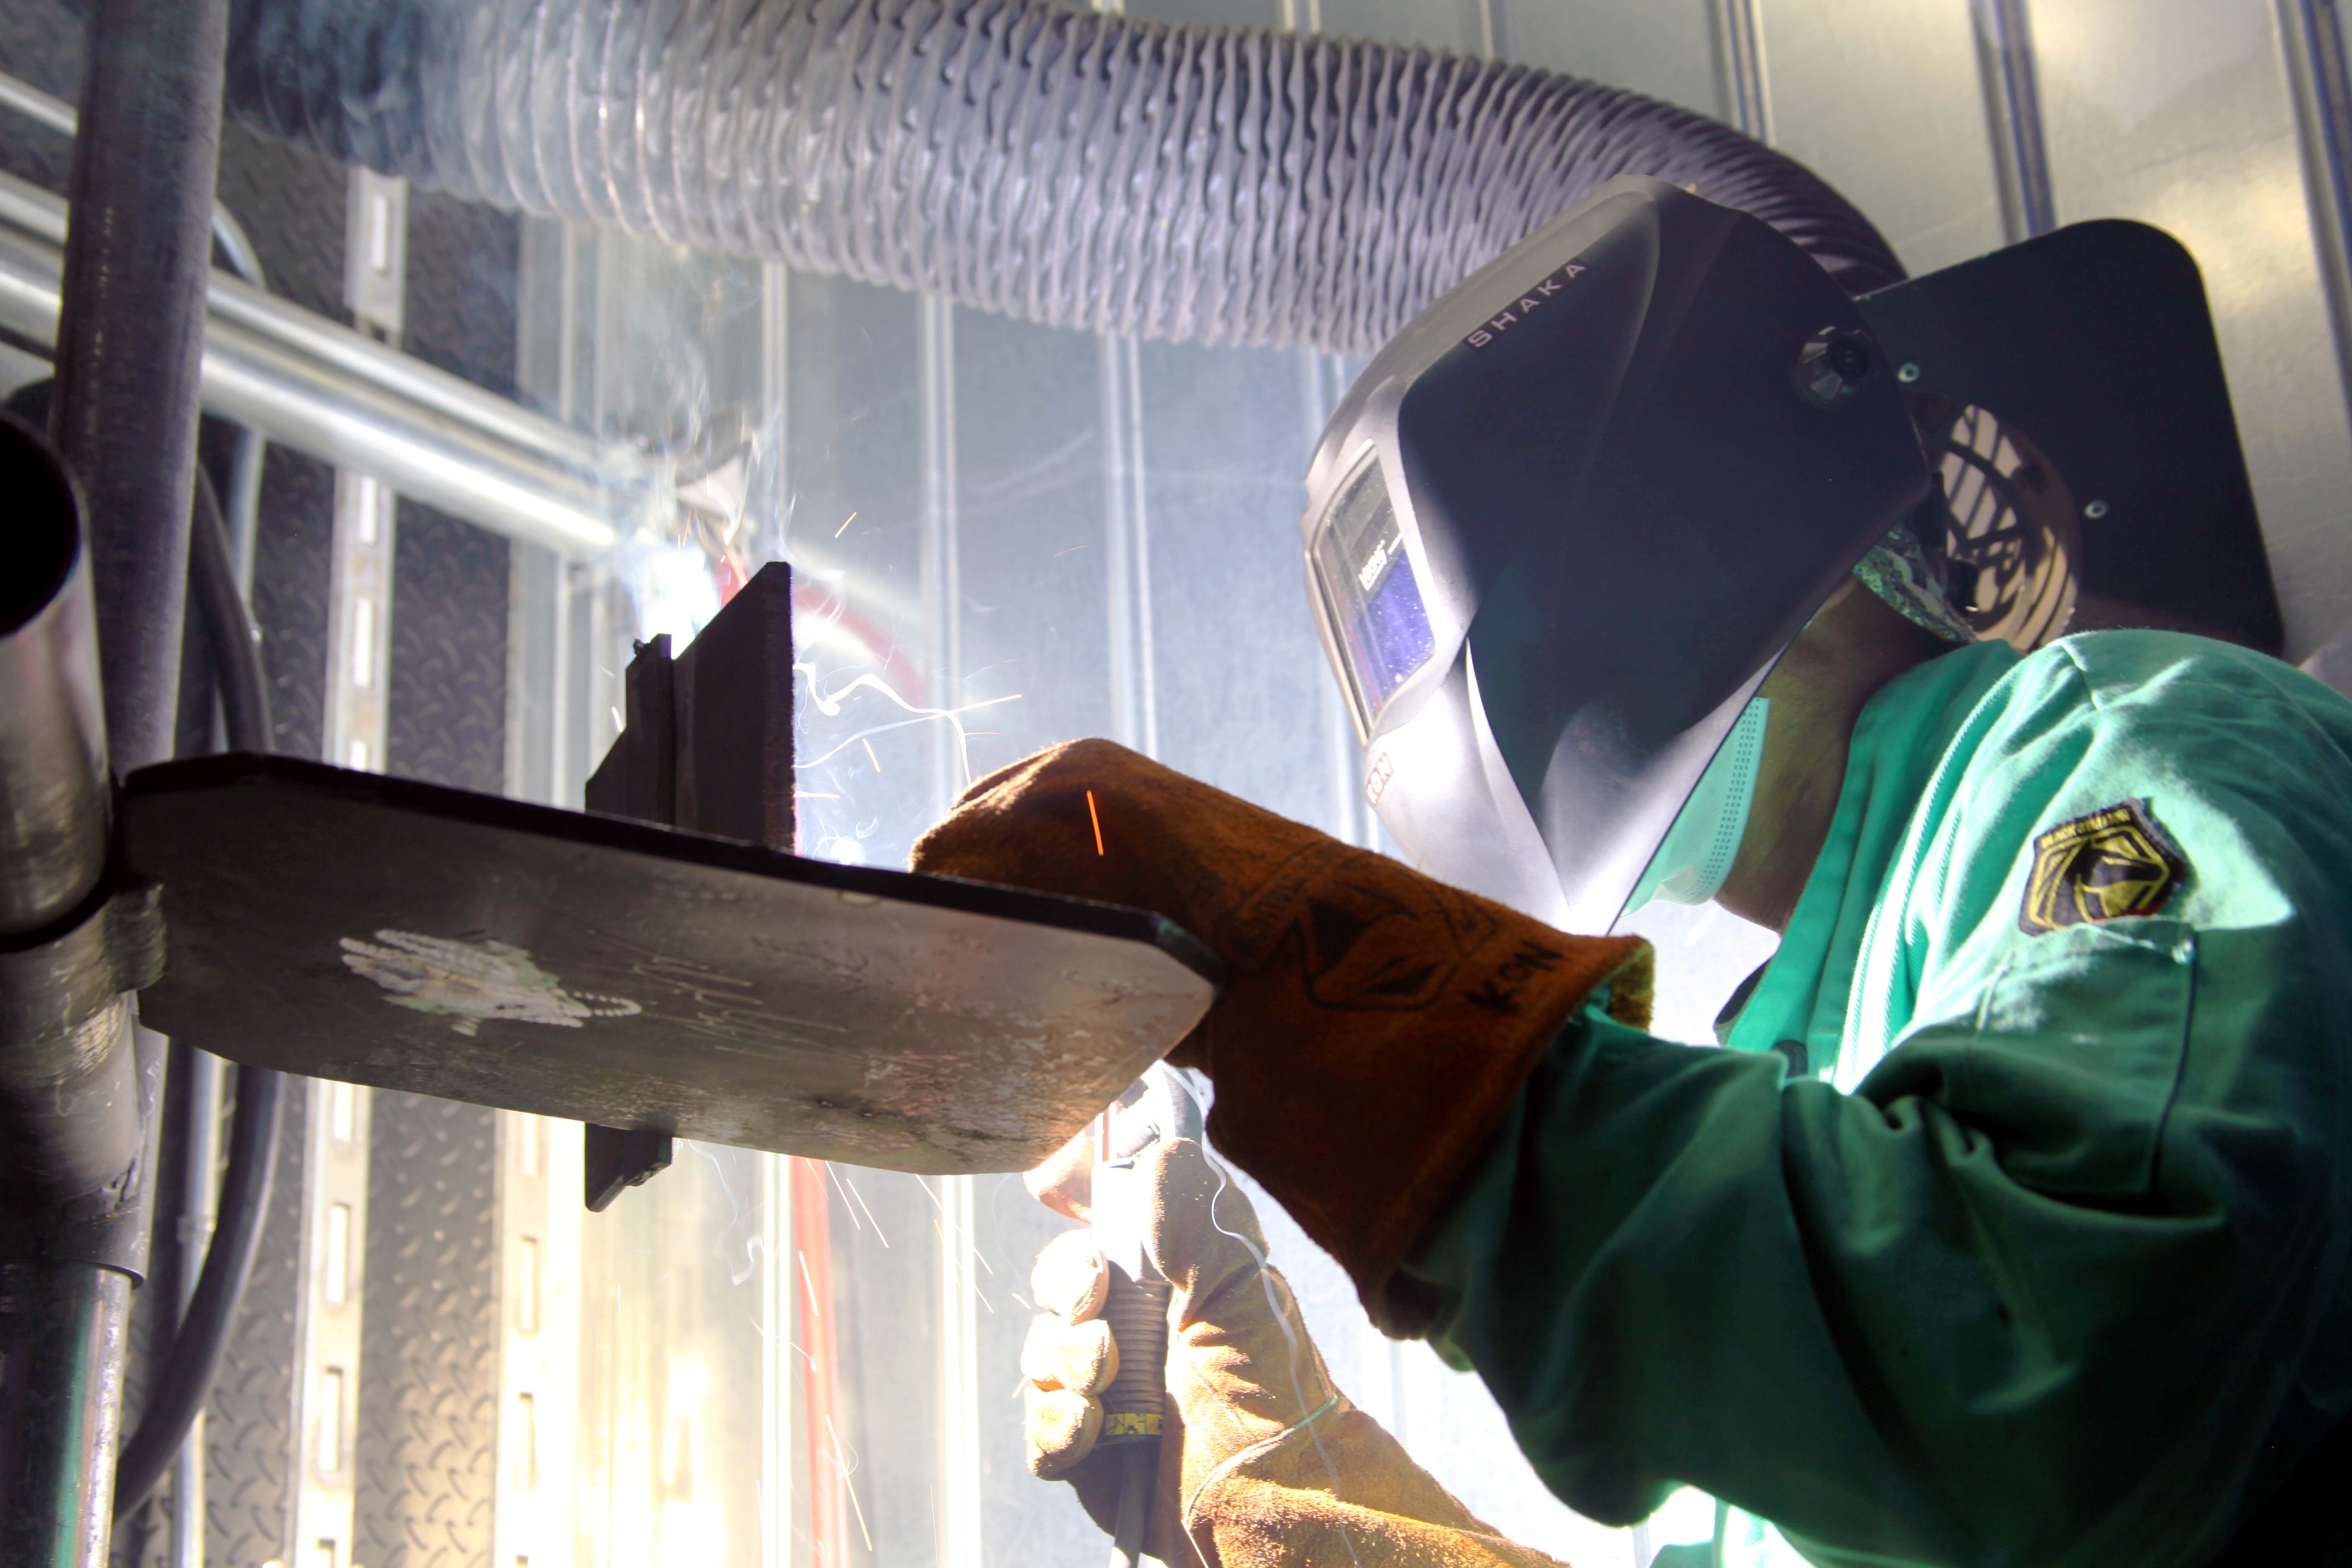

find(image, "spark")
[861,737,882,772]
[1087,790,1105,856]
[826,1163,889,1247]
[825,1415,875,1552]
[928,1214,999,1313]
[1055,543,1088,556]
[915,1177,996,1275]
[610,705,624,732]
[795,791,841,800]
[841,1169,889,1243]
[796,1249,821,1320]
[828,1169,864,1233]
[834,510,858,538]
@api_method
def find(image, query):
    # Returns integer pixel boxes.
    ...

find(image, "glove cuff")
[1199,885,1650,1330]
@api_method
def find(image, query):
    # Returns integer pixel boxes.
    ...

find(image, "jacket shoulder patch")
[2020,799,2187,935]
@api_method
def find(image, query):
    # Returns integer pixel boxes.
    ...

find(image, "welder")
[912,179,2352,1568]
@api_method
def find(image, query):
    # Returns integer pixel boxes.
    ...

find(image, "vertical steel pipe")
[24,2,233,1560]
[168,1048,224,1568]
[0,419,146,1567]
[50,0,232,773]
[0,418,105,935]
[0,1265,133,1568]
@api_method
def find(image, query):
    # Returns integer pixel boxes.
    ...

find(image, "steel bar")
[168,1049,223,1567]
[0,170,644,559]
[1975,0,2058,242]
[0,214,632,560]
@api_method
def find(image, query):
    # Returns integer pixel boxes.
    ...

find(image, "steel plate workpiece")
[121,754,1217,1174]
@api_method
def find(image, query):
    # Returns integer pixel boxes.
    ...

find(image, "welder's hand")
[1022,1131,1571,1568]
[914,738,1653,1317]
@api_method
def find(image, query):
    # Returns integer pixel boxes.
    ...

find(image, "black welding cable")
[111,469,287,1522]
[186,465,271,756]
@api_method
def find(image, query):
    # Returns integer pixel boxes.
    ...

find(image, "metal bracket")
[582,1124,673,1213]
[0,878,165,1046]
[0,877,167,1271]
[575,565,797,1210]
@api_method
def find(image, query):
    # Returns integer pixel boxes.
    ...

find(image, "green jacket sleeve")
[1397,637,2352,1568]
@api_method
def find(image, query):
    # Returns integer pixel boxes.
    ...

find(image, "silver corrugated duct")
[222,0,1903,355]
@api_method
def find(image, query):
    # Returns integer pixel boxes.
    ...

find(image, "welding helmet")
[1302,177,1931,932]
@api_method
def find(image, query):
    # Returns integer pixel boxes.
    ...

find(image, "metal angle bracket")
[581,1124,672,1213]
[574,561,799,1206]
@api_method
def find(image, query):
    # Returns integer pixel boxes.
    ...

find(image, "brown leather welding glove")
[1023,1135,1574,1568]
[910,738,1651,1315]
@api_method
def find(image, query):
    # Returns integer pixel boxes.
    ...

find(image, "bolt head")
[1897,362,1921,384]
[2085,499,2110,519]
[1791,329,1878,408]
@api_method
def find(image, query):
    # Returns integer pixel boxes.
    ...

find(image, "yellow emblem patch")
[1101,1412,1163,1439]
[2020,799,2186,935]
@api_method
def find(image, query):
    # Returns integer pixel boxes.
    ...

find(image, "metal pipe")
[32,7,232,1559]
[0,68,277,597]
[0,78,276,1558]
[0,167,614,490]
[50,0,233,773]
[0,417,142,1205]
[0,420,147,1568]
[0,209,634,560]
[169,1051,224,1568]
[1977,0,2058,241]
[0,1263,133,1568]
[0,71,266,299]
[0,420,106,936]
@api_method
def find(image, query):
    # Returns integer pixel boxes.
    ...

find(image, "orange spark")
[834,510,858,538]
[861,737,882,772]
[1086,789,1105,856]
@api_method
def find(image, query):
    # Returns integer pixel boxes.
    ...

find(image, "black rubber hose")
[111,470,286,1523]
[222,0,1903,355]
[186,465,271,756]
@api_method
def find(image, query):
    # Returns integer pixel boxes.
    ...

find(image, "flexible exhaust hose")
[223,0,1901,354]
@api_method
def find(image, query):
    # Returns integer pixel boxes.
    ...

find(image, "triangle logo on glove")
[1299,890,1452,1012]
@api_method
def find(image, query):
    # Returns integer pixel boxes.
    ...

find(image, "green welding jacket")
[1395,630,2352,1568]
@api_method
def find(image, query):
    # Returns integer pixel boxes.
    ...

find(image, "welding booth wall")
[220,0,1901,354]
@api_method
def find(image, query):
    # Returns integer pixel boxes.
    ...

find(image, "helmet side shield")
[1304,178,1929,932]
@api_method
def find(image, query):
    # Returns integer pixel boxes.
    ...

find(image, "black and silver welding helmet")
[1301,177,1931,931]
